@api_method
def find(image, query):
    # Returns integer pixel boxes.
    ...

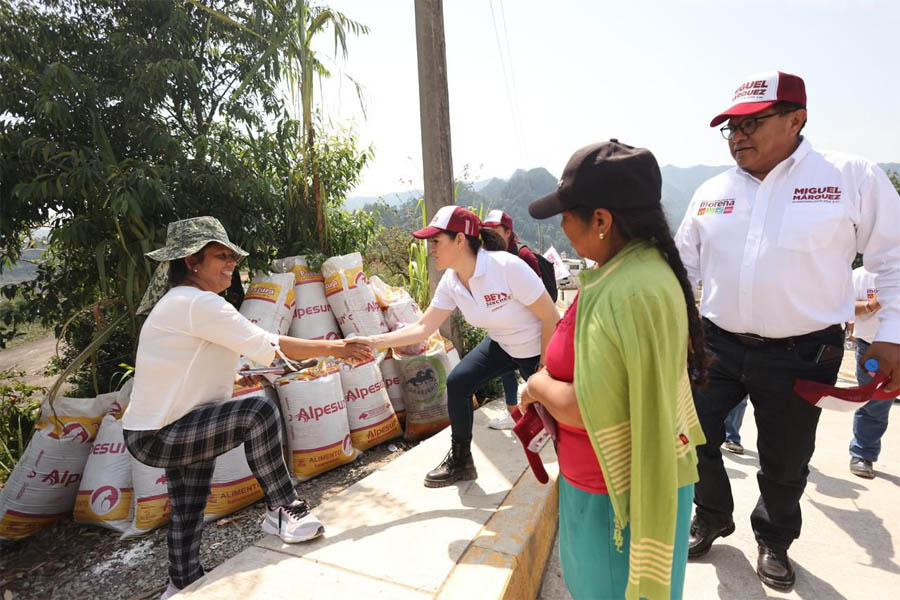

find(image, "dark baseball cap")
[528,139,662,220]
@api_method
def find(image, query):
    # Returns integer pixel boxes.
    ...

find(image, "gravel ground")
[0,439,418,600]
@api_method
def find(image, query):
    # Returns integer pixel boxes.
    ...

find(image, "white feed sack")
[397,341,454,442]
[123,443,263,538]
[378,353,405,424]
[321,252,388,337]
[0,394,117,541]
[369,276,423,330]
[73,415,133,532]
[239,272,296,336]
[275,360,358,481]
[338,356,402,450]
[272,255,341,341]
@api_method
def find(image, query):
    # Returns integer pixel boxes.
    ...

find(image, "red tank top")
[544,295,607,494]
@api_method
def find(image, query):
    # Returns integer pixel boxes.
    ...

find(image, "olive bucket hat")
[136,216,248,315]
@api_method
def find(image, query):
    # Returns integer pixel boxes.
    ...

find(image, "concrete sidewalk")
[539,349,900,599]
[181,403,559,600]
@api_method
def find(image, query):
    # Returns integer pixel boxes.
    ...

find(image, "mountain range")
[353,162,900,258]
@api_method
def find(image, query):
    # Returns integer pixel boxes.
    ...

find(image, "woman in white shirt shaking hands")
[360,206,559,488]
[122,217,372,599]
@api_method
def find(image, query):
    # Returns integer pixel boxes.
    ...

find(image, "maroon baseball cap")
[412,205,482,239]
[481,209,513,230]
[529,139,662,219]
[510,405,553,484]
[709,71,806,127]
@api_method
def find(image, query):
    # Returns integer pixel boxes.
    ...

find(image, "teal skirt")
[558,478,693,600]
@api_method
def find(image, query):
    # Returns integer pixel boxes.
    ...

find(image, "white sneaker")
[160,582,181,599]
[262,499,325,543]
[489,413,516,430]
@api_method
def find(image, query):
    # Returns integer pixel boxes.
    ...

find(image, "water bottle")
[864,358,879,374]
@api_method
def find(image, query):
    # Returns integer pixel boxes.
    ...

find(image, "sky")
[312,0,900,196]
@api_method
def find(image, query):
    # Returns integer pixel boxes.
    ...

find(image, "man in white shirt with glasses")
[675,71,900,592]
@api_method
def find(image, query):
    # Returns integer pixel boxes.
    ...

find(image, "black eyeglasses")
[719,110,794,140]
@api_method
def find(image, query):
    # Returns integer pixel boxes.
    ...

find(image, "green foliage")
[365,224,414,288]
[406,199,431,309]
[0,0,373,396]
[0,369,44,484]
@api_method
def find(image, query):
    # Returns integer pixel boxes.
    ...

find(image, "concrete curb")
[438,455,559,600]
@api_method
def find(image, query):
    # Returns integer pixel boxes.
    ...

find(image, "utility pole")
[415,0,462,350]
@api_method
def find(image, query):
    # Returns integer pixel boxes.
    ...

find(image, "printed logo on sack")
[345,381,384,403]
[90,441,127,455]
[792,186,842,203]
[245,283,280,303]
[28,469,81,487]
[296,400,345,423]
[90,485,121,515]
[697,199,735,216]
[484,292,510,308]
[341,433,354,457]
[156,475,167,485]
[403,357,447,405]
[294,304,331,320]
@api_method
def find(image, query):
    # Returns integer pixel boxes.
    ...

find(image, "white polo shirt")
[430,249,545,358]
[123,287,279,431]
[852,267,880,344]
[675,138,900,342]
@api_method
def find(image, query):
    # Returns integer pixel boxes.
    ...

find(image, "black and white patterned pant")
[124,394,295,589]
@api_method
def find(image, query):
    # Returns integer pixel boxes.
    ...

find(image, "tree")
[0,0,373,395]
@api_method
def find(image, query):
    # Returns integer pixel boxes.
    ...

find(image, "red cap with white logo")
[412,205,482,239]
[481,209,513,230]
[709,71,806,127]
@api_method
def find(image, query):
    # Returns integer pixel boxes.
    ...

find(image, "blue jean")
[724,398,748,444]
[849,339,894,462]
[501,372,519,406]
[446,336,540,442]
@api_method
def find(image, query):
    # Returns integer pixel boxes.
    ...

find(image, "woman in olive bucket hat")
[122,217,373,599]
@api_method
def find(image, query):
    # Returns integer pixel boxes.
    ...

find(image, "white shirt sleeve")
[429,271,458,311]
[854,164,900,343]
[188,292,279,365]
[675,193,702,292]
[505,255,545,306]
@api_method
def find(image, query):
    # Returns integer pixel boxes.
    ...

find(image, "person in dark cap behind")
[520,140,707,600]
[481,209,547,429]
[675,70,900,591]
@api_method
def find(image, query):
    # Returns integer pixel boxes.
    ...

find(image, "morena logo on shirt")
[697,199,735,216]
[484,292,510,307]
[792,186,842,203]
[867,288,878,299]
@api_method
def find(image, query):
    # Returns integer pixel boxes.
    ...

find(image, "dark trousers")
[692,320,843,549]
[447,336,540,442]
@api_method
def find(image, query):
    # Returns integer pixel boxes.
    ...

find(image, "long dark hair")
[448,228,506,254]
[573,204,708,385]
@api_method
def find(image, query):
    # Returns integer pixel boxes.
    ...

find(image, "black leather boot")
[757,544,795,591]
[688,515,736,558]
[424,439,477,488]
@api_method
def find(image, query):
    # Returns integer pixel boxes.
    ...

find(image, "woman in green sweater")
[520,140,708,600]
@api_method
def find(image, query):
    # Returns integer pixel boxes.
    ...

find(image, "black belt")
[702,318,842,348]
